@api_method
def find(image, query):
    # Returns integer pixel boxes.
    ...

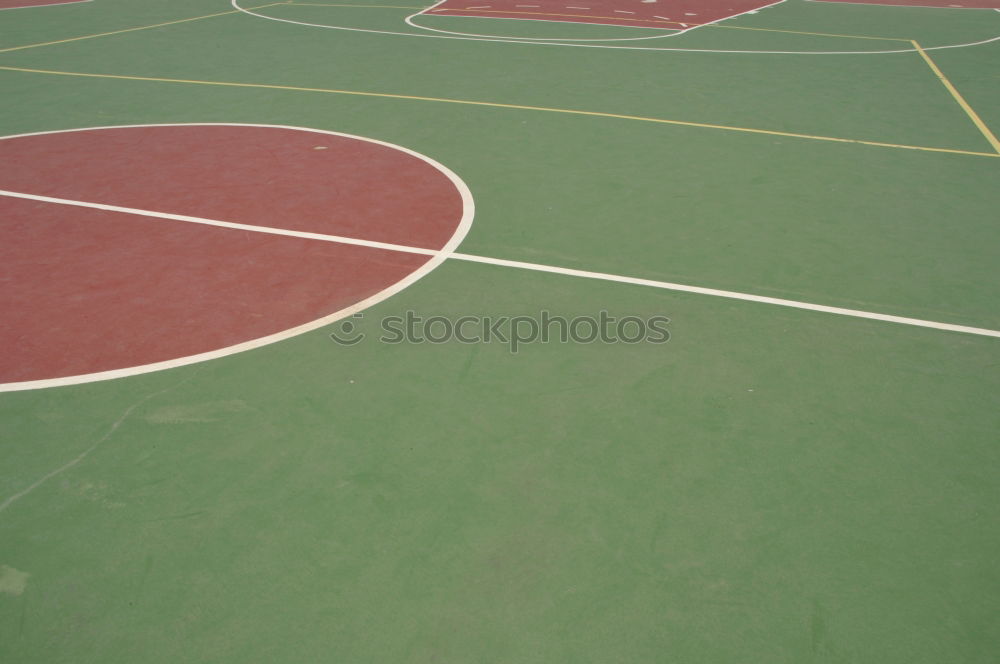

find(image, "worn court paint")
[0,565,29,595]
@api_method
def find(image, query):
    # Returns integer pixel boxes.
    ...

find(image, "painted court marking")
[2,65,997,159]
[5,2,992,153]
[812,0,1000,7]
[282,1,975,43]
[234,0,1000,54]
[404,0,687,42]
[404,0,703,42]
[5,188,998,346]
[911,39,1000,153]
[0,124,474,392]
[2,5,989,154]
[5,189,998,357]
[2,2,998,390]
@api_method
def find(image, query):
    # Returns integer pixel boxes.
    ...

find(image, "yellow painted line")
[911,39,1000,155]
[1,64,998,159]
[0,3,283,54]
[289,3,428,7]
[714,24,910,42]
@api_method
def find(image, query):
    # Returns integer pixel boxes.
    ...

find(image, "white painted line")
[805,0,998,8]
[446,253,1000,338]
[0,189,440,257]
[4,186,998,345]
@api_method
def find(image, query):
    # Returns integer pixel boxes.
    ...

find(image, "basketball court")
[1,0,998,660]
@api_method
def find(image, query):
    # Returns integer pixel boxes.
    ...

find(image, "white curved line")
[404,14,681,42]
[232,0,1000,54]
[0,122,475,392]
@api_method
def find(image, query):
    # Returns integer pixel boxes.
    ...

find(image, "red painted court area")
[0,125,467,385]
[0,0,87,9]
[814,0,1000,7]
[423,0,780,29]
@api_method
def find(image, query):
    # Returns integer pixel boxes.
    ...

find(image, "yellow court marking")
[290,3,429,8]
[714,24,910,42]
[0,3,283,54]
[1,64,998,159]
[911,39,1000,155]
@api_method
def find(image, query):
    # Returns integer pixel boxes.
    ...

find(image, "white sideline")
[4,188,998,341]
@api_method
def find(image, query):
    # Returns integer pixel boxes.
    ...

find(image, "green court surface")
[1,0,999,661]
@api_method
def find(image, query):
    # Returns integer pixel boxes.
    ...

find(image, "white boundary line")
[0,189,441,256]
[0,123,475,393]
[805,0,999,8]
[232,0,1000,54]
[2,179,997,392]
[5,188,998,341]
[0,0,90,11]
[447,253,1000,339]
